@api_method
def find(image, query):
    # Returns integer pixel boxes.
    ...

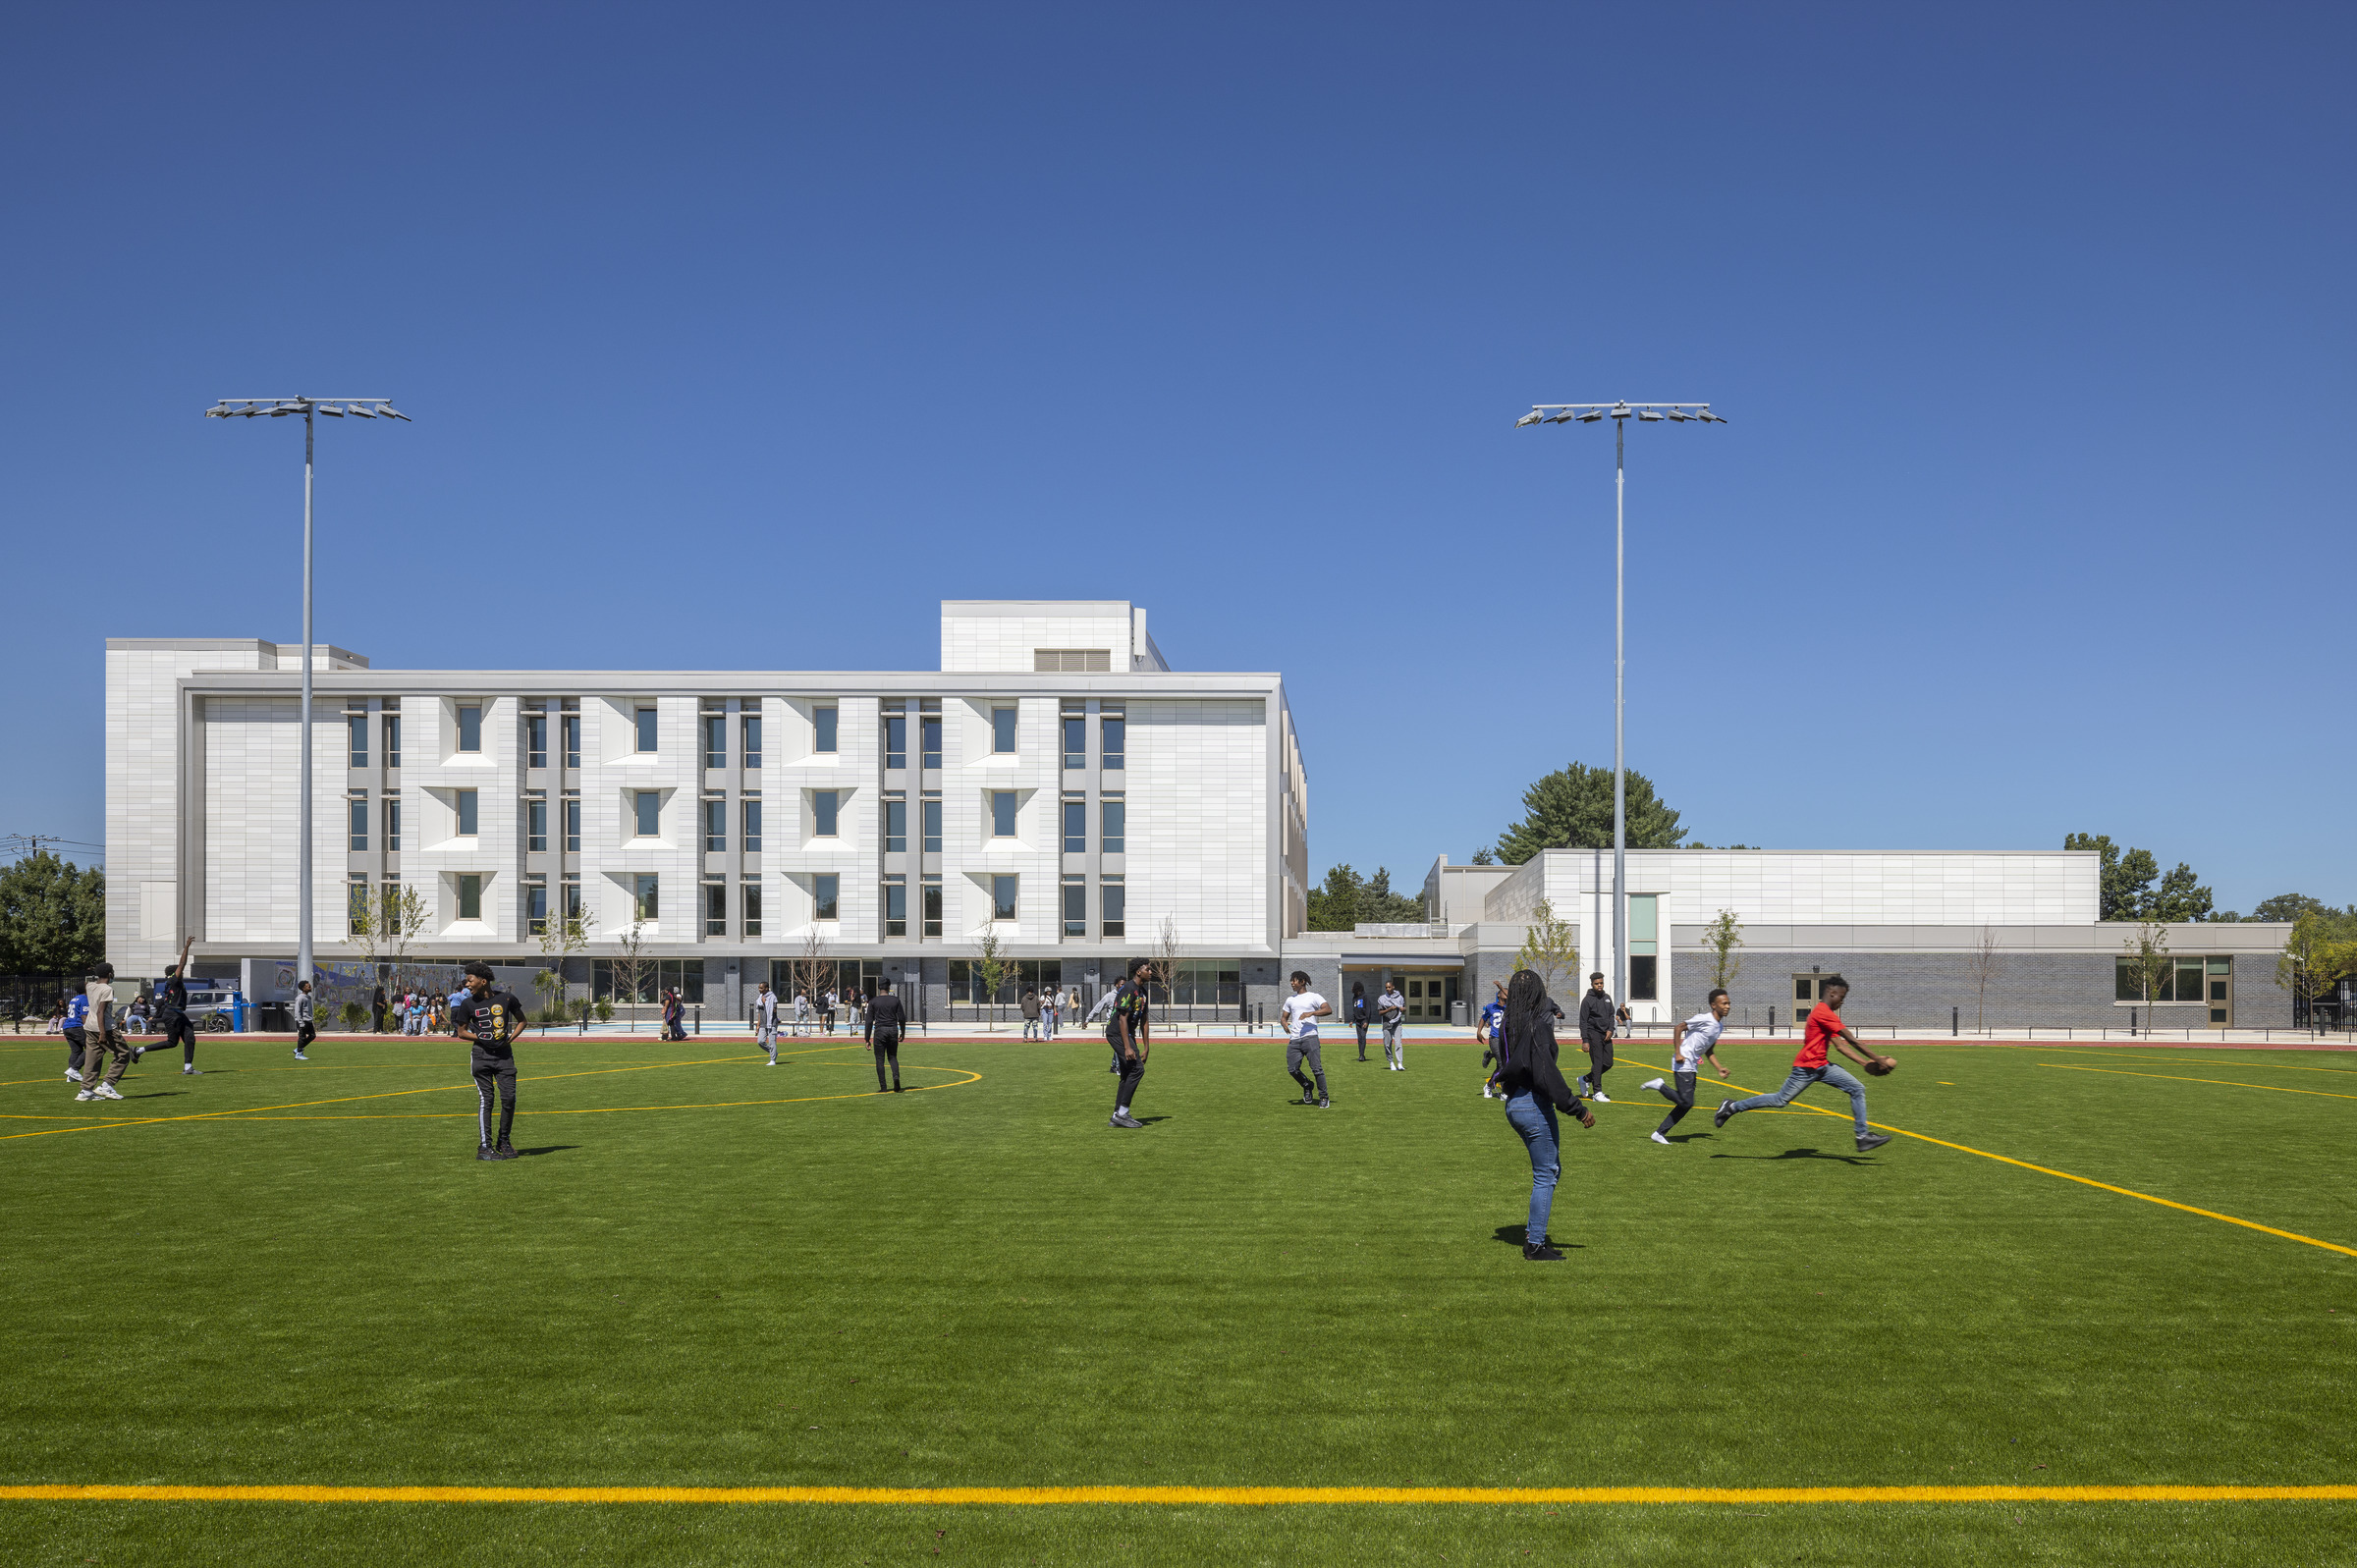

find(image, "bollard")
[1951,1006,1958,1037]
[693,1005,701,1036]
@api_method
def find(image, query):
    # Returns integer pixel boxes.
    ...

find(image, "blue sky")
[4,2,2350,912]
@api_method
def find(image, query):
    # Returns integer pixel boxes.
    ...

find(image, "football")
[1866,1058,1895,1076]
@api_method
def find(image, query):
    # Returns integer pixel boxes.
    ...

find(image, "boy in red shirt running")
[1714,976,1894,1153]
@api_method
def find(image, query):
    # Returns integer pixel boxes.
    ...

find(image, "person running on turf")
[1642,988,1731,1144]
[1348,981,1371,1060]
[1495,969,1594,1262]
[866,985,908,1093]
[754,980,780,1064]
[293,980,315,1059]
[1378,979,1405,1069]
[1477,979,1507,1099]
[1105,957,1155,1129]
[1715,975,1894,1154]
[75,963,132,1101]
[453,961,528,1161]
[154,937,201,1075]
[1280,970,1332,1108]
[1576,972,1617,1101]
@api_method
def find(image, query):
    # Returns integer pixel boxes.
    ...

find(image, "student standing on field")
[1378,980,1406,1069]
[1642,988,1731,1144]
[1347,982,1370,1060]
[453,961,528,1161]
[293,980,315,1059]
[1715,975,1894,1154]
[754,981,781,1064]
[1495,969,1594,1262]
[1104,957,1156,1129]
[75,963,132,1101]
[1576,972,1617,1102]
[866,985,908,1093]
[1280,970,1332,1108]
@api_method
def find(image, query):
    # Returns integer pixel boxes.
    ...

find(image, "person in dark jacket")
[865,987,907,1093]
[1499,969,1594,1262]
[1348,982,1370,1060]
[1576,972,1617,1102]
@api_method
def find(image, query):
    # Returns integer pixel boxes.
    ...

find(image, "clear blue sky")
[4,3,2350,913]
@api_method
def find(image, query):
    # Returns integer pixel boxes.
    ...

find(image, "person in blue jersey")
[1476,980,1508,1099]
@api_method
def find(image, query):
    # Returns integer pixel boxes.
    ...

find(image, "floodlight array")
[1514,402,1725,428]
[205,399,410,420]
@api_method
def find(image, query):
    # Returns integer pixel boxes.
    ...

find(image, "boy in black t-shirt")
[1105,957,1155,1129]
[452,961,527,1161]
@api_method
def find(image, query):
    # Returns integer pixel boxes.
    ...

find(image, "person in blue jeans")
[1495,968,1594,1262]
[1715,976,1895,1154]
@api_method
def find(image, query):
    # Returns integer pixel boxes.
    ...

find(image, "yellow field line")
[2,1483,2352,1505]
[2034,1050,2357,1078]
[2040,1063,2357,1102]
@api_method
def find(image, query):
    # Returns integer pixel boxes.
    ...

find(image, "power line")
[2,835,105,861]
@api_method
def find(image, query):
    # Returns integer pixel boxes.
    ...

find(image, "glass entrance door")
[1402,973,1458,1022]
[1791,973,1828,1028]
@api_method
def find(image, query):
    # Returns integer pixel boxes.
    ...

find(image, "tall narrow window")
[884,792,906,854]
[1101,793,1125,854]
[1062,706,1086,770]
[524,708,548,769]
[458,704,483,753]
[633,874,660,923]
[882,707,905,769]
[563,790,580,853]
[1062,794,1086,853]
[920,703,943,769]
[634,706,658,753]
[383,795,402,852]
[563,874,581,921]
[348,874,369,934]
[456,789,479,838]
[992,706,1018,754]
[814,874,840,922]
[742,878,762,938]
[992,874,1018,922]
[742,714,762,770]
[525,791,548,852]
[383,714,402,769]
[703,796,727,852]
[458,873,483,921]
[348,792,368,851]
[1627,893,1659,1001]
[922,791,942,853]
[1101,875,1125,938]
[991,791,1017,838]
[561,710,581,769]
[742,795,763,852]
[1101,707,1124,771]
[634,790,660,838]
[883,876,907,937]
[381,875,402,932]
[702,714,727,769]
[812,790,840,838]
[814,706,839,754]
[348,714,368,767]
[704,879,728,937]
[1063,875,1086,937]
[525,878,548,936]
[922,876,943,938]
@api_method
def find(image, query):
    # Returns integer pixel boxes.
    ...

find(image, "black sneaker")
[1713,1100,1736,1129]
[1855,1132,1892,1153]
[132,1047,146,1064]
[1522,1241,1565,1262]
[491,1142,520,1161]
[475,1144,497,1161]
[893,1083,904,1093]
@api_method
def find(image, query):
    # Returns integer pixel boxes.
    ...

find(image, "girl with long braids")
[1497,968,1594,1262]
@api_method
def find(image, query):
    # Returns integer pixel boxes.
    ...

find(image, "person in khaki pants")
[75,963,133,1101]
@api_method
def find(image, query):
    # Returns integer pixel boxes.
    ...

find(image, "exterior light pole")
[205,399,411,996]
[1515,402,1725,1014]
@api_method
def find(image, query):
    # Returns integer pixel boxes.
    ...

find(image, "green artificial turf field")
[4,1028,2353,1565]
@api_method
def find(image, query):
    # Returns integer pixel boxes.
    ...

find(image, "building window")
[348,792,368,851]
[1062,794,1085,853]
[922,876,942,938]
[563,874,581,921]
[1101,706,1124,771]
[1173,961,1243,1007]
[1034,649,1112,673]
[524,707,548,769]
[634,705,658,753]
[882,705,905,769]
[702,713,727,770]
[633,790,660,839]
[703,796,726,852]
[991,790,1017,838]
[883,876,907,937]
[742,714,762,770]
[348,874,369,934]
[991,875,1018,922]
[814,874,840,922]
[992,706,1018,754]
[380,875,402,932]
[704,878,728,937]
[742,878,762,938]
[743,795,763,852]
[920,701,943,768]
[1101,793,1125,855]
[383,795,401,852]
[1101,875,1124,938]
[348,714,368,768]
[884,792,906,854]
[563,791,580,853]
[525,878,548,936]
[458,873,483,922]
[1062,704,1087,770]
[456,789,479,838]
[1628,893,1658,1000]
[561,710,581,769]
[2114,955,2220,1002]
[382,714,401,769]
[1063,875,1085,937]
[813,705,839,754]
[456,704,482,753]
[922,791,942,853]
[632,874,659,924]
[525,791,548,853]
[812,789,841,838]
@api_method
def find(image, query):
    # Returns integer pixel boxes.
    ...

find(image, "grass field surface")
[5,1027,2352,1565]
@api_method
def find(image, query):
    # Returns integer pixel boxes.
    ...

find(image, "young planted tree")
[1970,924,2003,1031]
[610,920,654,1031]
[2123,922,2172,1037]
[1705,908,1744,991]
[533,895,597,1031]
[792,927,831,1034]
[1513,897,1580,1001]
[1157,915,1184,1016]
[973,923,1010,1027]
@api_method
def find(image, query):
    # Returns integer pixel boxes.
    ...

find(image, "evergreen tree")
[1494,763,1685,864]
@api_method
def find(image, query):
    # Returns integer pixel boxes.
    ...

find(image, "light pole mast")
[207,398,410,995]
[1515,401,1724,1014]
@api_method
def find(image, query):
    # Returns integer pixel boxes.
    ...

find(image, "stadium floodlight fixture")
[204,395,411,996]
[1516,396,1725,1011]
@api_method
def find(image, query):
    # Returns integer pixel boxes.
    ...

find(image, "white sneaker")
[1650,1130,1671,1145]
[66,1068,82,1082]
[1591,1092,1613,1103]
[183,1064,200,1075]
[1640,1077,1666,1092]
[765,1058,777,1066]
[95,1084,125,1100]
[75,1089,94,1101]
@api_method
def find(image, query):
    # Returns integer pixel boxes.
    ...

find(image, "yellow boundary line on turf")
[2034,1049,2357,1078]
[2040,1063,2357,1102]
[2,1483,2353,1506]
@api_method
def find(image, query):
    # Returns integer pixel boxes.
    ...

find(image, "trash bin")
[1452,1000,1468,1027]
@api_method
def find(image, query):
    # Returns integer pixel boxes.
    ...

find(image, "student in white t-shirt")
[1279,970,1333,1108]
[1641,987,1731,1145]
